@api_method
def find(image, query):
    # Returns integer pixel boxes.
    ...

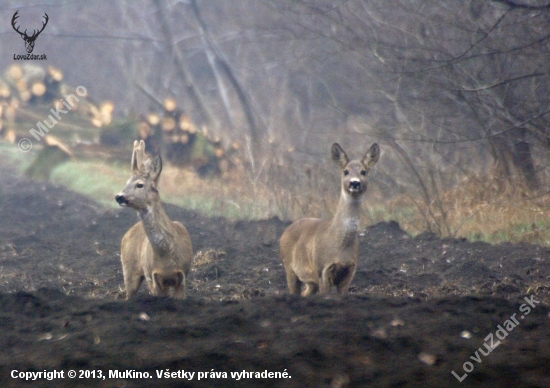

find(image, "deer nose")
[349,180,361,190]
[115,194,127,205]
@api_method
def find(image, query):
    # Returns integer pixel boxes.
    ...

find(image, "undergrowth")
[2,141,550,246]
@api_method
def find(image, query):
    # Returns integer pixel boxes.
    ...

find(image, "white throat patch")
[343,217,359,231]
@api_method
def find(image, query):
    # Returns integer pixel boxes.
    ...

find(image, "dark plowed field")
[0,168,549,387]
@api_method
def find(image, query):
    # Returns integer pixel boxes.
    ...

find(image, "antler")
[131,140,147,173]
[136,140,146,171]
[11,11,25,37]
[11,11,48,39]
[30,13,49,38]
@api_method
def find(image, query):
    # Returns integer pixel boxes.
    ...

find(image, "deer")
[11,11,49,54]
[115,140,193,299]
[279,142,380,296]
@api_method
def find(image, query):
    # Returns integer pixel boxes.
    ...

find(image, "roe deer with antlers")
[279,143,380,296]
[115,140,193,299]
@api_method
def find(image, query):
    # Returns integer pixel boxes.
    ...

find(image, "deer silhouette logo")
[12,11,49,54]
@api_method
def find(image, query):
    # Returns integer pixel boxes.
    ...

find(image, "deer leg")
[336,280,351,294]
[336,265,356,294]
[174,275,186,300]
[124,273,144,299]
[151,273,170,297]
[320,264,337,294]
[302,282,319,296]
[285,268,302,295]
[121,252,144,299]
[144,278,156,295]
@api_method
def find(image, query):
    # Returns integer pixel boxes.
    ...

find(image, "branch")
[491,0,550,10]
[458,72,547,92]
[135,83,164,108]
[153,0,215,126]
[190,0,262,146]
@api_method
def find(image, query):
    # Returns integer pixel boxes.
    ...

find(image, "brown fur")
[279,143,379,295]
[115,141,193,299]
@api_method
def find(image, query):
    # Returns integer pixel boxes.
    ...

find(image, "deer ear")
[331,143,349,168]
[131,140,139,173]
[363,143,380,168]
[149,154,163,183]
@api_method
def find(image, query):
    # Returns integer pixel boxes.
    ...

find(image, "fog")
[1,0,549,233]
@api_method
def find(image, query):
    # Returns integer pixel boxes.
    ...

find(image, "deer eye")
[136,183,144,189]
[343,170,349,176]
[361,170,367,176]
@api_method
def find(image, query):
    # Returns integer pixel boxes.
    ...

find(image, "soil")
[0,167,549,387]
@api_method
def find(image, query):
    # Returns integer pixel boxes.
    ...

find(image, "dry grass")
[159,165,269,219]
[364,173,550,246]
[439,176,550,245]
[193,249,226,268]
[61,158,550,246]
[7,138,548,246]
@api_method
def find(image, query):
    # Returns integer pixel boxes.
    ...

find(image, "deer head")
[331,143,380,199]
[12,11,49,54]
[115,140,163,210]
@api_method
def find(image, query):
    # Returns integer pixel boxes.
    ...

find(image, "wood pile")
[138,97,240,175]
[0,63,113,145]
[0,64,242,177]
[0,64,118,180]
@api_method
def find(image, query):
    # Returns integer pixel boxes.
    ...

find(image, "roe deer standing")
[279,142,380,296]
[115,140,193,299]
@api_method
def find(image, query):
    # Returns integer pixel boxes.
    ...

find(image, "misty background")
[1,0,549,238]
